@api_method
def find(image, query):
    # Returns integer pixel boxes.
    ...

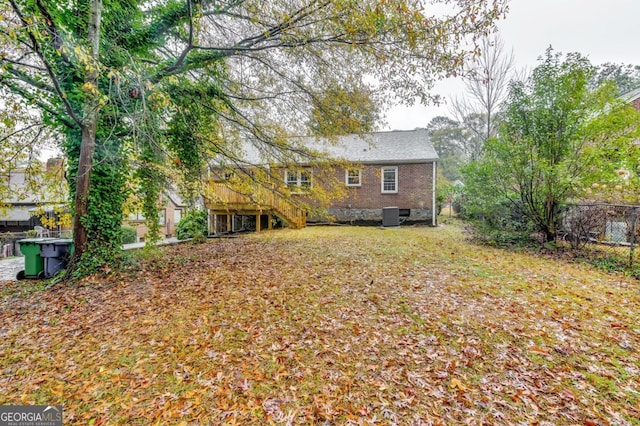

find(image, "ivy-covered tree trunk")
[71,125,95,259]
[68,0,101,271]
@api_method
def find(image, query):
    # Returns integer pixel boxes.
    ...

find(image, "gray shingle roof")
[620,87,640,103]
[229,129,438,166]
[165,190,186,207]
[311,129,438,163]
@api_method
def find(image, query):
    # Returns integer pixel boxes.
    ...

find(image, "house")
[1,157,187,242]
[0,158,68,234]
[621,87,640,111]
[205,129,439,233]
[125,191,187,242]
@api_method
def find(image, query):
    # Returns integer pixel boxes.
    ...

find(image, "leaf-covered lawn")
[1,223,639,424]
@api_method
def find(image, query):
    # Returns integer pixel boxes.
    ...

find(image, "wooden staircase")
[205,182,307,229]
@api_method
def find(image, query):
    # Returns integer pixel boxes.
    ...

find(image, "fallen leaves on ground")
[1,222,639,424]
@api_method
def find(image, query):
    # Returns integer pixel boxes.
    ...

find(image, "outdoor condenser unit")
[382,207,400,227]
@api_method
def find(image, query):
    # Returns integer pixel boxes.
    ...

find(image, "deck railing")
[207,182,306,229]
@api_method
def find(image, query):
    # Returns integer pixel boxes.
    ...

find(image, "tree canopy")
[308,84,381,137]
[0,0,507,277]
[425,115,467,181]
[462,48,640,242]
[592,62,640,95]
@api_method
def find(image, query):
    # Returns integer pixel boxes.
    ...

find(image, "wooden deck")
[205,182,307,232]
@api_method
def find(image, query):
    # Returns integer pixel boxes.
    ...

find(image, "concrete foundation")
[316,208,434,225]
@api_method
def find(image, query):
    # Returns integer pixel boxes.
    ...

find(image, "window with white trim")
[345,169,362,186]
[285,170,298,188]
[381,166,398,193]
[285,169,312,191]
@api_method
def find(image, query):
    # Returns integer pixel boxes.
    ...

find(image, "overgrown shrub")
[459,195,529,232]
[467,221,534,248]
[121,226,138,244]
[452,199,462,214]
[176,210,208,242]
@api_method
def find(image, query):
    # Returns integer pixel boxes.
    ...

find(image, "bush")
[176,210,208,241]
[468,222,533,248]
[452,200,462,214]
[121,226,138,244]
[458,193,530,233]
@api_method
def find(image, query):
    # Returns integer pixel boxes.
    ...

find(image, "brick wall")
[329,162,435,210]
[126,194,184,241]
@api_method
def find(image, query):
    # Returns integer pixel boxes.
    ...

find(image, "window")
[285,169,312,191]
[128,212,145,222]
[128,210,166,225]
[299,171,312,188]
[285,170,298,187]
[381,166,398,193]
[345,169,362,186]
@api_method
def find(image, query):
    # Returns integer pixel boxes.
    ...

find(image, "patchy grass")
[1,222,640,424]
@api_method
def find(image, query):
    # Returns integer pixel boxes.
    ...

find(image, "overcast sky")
[385,0,640,130]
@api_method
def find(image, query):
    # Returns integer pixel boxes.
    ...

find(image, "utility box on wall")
[382,207,400,227]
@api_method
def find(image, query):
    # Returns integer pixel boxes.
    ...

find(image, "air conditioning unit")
[382,207,400,227]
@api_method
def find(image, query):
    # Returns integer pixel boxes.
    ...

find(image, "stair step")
[206,182,307,229]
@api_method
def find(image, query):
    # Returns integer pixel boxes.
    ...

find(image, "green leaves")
[464,48,640,241]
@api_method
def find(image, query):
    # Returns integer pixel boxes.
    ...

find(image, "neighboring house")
[206,129,439,233]
[621,87,640,111]
[0,159,68,233]
[125,191,187,242]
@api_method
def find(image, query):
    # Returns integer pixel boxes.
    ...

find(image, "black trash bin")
[37,239,74,278]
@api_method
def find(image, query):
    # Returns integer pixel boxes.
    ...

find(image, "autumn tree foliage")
[308,84,382,137]
[463,49,640,242]
[0,0,507,277]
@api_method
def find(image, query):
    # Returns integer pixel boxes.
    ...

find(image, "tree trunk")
[544,195,557,243]
[70,124,96,260]
[68,0,101,271]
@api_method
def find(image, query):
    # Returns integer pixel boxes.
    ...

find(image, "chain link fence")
[559,203,640,269]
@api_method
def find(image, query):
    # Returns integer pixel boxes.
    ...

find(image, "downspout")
[432,160,437,227]
[206,166,212,236]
